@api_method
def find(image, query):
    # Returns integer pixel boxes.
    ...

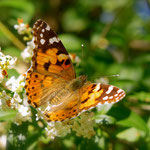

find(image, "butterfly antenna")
[105,74,120,78]
[88,74,120,80]
[81,44,84,60]
[81,44,86,75]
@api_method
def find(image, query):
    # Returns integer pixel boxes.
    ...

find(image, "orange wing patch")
[44,99,79,122]
[25,71,45,107]
[42,83,125,122]
[79,83,125,112]
[25,19,126,122]
[32,19,76,79]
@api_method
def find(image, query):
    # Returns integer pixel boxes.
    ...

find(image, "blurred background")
[0,0,150,149]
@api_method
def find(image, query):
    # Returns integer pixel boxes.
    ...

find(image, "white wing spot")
[49,37,60,44]
[114,94,118,97]
[109,96,113,99]
[42,29,45,32]
[40,39,45,45]
[46,25,50,31]
[40,33,43,37]
[103,96,108,100]
[106,85,114,94]
[93,83,101,92]
[117,89,123,94]
[116,97,119,100]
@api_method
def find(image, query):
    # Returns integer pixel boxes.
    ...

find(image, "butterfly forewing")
[32,19,75,79]
[25,19,75,108]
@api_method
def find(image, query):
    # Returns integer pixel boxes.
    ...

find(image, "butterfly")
[25,19,125,122]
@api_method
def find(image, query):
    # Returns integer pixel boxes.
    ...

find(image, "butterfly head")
[69,75,87,91]
[78,75,87,84]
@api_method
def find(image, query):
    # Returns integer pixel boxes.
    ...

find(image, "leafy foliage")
[0,0,150,149]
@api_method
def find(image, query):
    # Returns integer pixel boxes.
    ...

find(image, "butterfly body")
[25,19,125,122]
[67,75,87,91]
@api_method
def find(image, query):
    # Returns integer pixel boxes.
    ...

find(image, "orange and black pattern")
[25,20,126,122]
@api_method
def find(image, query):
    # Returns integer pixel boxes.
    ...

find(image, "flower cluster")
[0,49,32,124]
[45,112,96,139]
[14,19,32,41]
[0,76,32,124]
[21,39,35,62]
[14,19,34,62]
[0,50,17,82]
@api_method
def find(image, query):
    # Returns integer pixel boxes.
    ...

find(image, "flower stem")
[0,21,25,50]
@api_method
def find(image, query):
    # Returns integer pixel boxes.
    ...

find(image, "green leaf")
[0,109,17,121]
[6,122,29,149]
[7,69,19,78]
[0,0,35,22]
[59,34,83,51]
[94,114,116,124]
[3,47,21,58]
[128,92,150,102]
[62,9,88,32]
[107,64,144,81]
[116,128,141,142]
[108,106,149,134]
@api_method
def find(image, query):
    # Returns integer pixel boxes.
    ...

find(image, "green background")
[0,0,150,149]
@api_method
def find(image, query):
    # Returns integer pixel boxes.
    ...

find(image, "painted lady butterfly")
[25,19,125,122]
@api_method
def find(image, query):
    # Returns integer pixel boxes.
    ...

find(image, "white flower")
[0,51,17,69]
[14,23,27,34]
[18,134,26,141]
[45,112,96,139]
[0,51,17,83]
[15,104,32,124]
[0,135,6,149]
[0,69,3,83]
[6,75,25,92]
[46,121,72,139]
[10,92,22,109]
[18,105,30,117]
[0,91,10,109]
[71,112,96,139]
[21,38,35,62]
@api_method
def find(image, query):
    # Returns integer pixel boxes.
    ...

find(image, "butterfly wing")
[44,83,125,122]
[32,19,75,78]
[25,19,75,108]
[79,83,125,111]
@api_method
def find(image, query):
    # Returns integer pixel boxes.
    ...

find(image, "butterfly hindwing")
[43,83,125,122]
[79,83,125,111]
